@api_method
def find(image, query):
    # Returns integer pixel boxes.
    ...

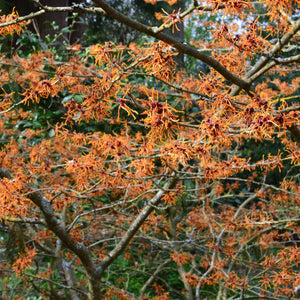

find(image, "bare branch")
[0,167,101,298]
[0,3,104,29]
[92,0,251,91]
[231,19,300,96]
[99,170,180,274]
[139,258,172,299]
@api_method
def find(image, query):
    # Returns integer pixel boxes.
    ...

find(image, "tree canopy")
[0,0,299,299]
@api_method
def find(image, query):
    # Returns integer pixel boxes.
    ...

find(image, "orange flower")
[13,248,37,277]
[161,8,182,33]
[0,8,27,37]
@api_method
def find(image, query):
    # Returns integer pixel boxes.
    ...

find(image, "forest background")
[0,0,299,299]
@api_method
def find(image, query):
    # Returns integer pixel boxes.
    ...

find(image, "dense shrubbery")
[0,1,299,299]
